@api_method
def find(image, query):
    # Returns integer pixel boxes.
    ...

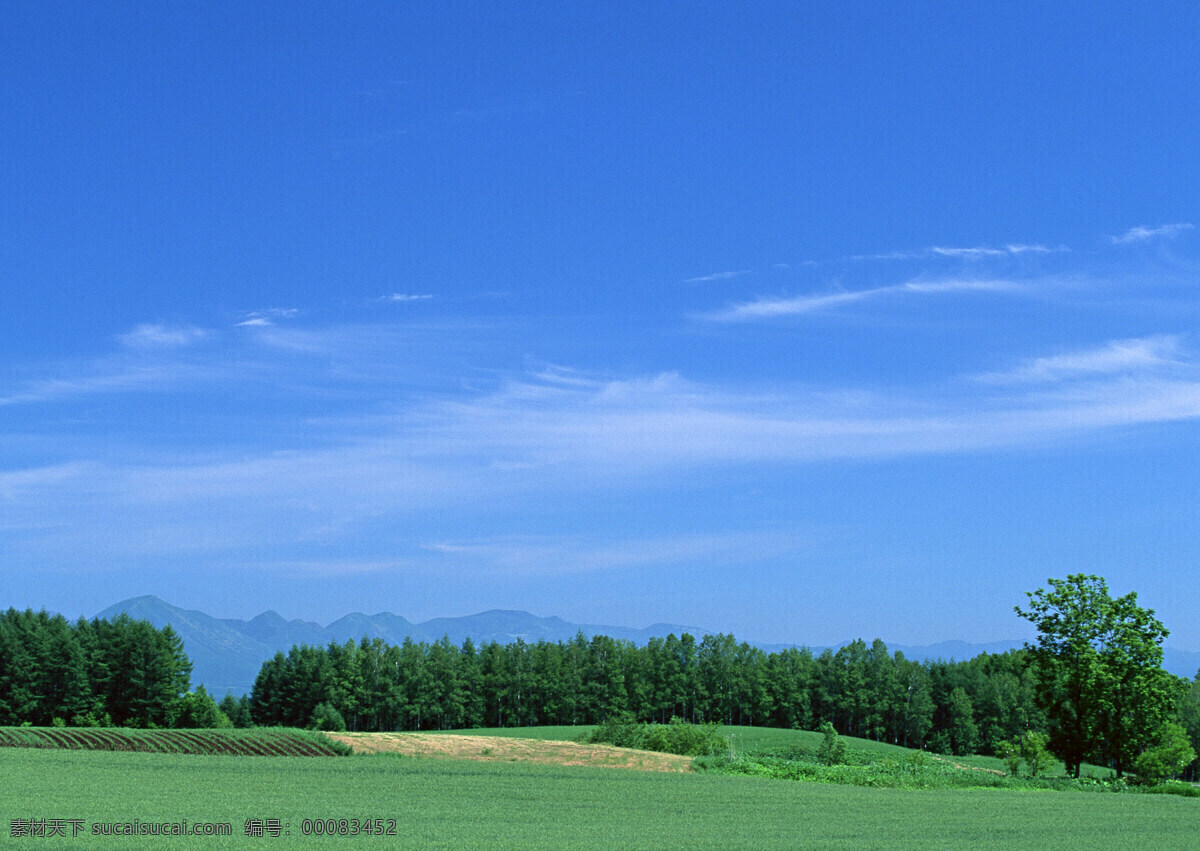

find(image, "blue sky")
[3,3,1199,649]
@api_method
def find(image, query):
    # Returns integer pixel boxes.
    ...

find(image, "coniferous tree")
[219,692,254,727]
[0,611,39,724]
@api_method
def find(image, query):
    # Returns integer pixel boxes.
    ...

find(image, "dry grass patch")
[928,755,1008,776]
[328,733,693,772]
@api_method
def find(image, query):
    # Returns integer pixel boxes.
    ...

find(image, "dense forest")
[4,604,1199,779]
[246,630,1200,776]
[0,608,217,728]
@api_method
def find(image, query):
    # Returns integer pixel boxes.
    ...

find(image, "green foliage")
[241,623,1064,765]
[1175,675,1200,782]
[1016,575,1182,777]
[0,608,193,730]
[175,685,232,728]
[994,732,1053,777]
[946,687,978,755]
[586,713,646,749]
[587,716,727,756]
[1134,721,1197,784]
[1022,731,1054,778]
[995,738,1022,776]
[71,710,112,728]
[1141,781,1200,798]
[311,702,347,732]
[697,749,1116,793]
[816,721,846,765]
[641,717,728,757]
[218,693,254,728]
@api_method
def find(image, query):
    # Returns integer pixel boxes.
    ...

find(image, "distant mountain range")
[94,595,1200,698]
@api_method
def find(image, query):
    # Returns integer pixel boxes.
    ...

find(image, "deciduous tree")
[1016,574,1182,777]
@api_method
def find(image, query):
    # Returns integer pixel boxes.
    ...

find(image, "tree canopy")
[1015,574,1185,777]
[0,609,192,727]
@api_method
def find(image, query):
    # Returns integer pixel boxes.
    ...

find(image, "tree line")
[245,575,1200,778]
[0,608,217,728]
[4,576,1198,780]
[248,631,1047,754]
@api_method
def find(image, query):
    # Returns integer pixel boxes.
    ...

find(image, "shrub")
[175,686,233,729]
[816,722,846,765]
[1134,722,1197,784]
[586,714,646,749]
[588,716,727,756]
[71,711,112,728]
[641,718,727,757]
[1021,731,1054,778]
[310,703,346,732]
[995,739,1022,776]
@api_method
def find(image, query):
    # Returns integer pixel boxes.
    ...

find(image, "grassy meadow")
[3,726,1196,848]
[423,724,1119,780]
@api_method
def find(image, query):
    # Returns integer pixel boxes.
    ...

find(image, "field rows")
[0,726,345,756]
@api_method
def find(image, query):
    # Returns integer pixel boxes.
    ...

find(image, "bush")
[588,716,727,756]
[71,711,112,728]
[310,702,346,732]
[1134,722,1197,784]
[995,739,1022,776]
[641,718,728,757]
[175,685,233,729]
[586,714,646,749]
[816,722,847,765]
[1021,731,1054,778]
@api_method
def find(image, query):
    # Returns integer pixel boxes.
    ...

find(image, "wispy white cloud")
[1004,243,1057,254]
[1,318,501,408]
[236,308,299,327]
[0,364,218,407]
[0,462,95,499]
[382,293,434,302]
[7,277,1200,577]
[930,246,1009,258]
[421,530,808,577]
[933,244,1057,258]
[978,335,1186,383]
[705,278,1016,321]
[851,244,1060,262]
[5,331,1200,571]
[1111,223,1194,244]
[848,250,922,262]
[118,324,208,349]
[684,269,753,284]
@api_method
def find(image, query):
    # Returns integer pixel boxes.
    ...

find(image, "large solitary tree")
[1015,574,1183,777]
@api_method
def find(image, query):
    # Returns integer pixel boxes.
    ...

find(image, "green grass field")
[3,743,1197,849]
[427,724,1117,779]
